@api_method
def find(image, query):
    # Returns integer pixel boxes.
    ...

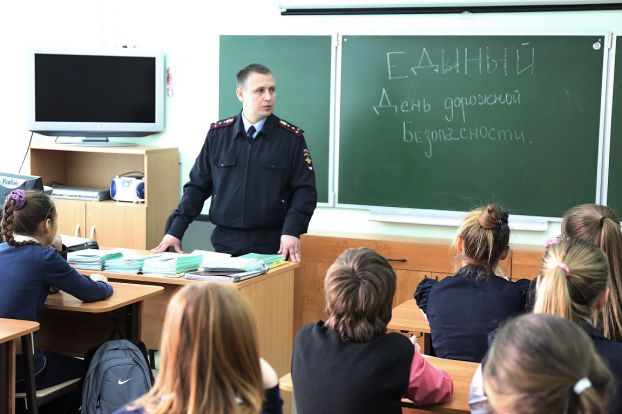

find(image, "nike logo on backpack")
[118,378,132,385]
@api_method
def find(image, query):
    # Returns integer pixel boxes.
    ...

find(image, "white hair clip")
[573,377,592,395]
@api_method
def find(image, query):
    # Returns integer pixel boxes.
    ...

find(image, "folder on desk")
[184,267,268,283]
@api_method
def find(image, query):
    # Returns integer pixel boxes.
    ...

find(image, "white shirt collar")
[241,114,267,138]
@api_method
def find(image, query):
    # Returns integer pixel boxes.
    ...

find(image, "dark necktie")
[246,125,256,144]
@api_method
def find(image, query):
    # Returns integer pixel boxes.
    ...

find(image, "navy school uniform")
[415,264,530,362]
[0,242,112,393]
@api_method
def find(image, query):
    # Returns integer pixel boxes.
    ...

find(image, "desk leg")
[126,303,142,341]
[423,333,432,356]
[0,341,15,414]
[20,334,38,414]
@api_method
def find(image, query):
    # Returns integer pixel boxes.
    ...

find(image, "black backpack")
[82,339,154,414]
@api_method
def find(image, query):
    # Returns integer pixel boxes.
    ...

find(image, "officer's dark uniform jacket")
[165,112,317,251]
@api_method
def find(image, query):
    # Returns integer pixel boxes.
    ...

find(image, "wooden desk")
[39,282,163,356]
[83,263,297,414]
[91,264,297,380]
[279,356,478,414]
[388,299,432,354]
[0,319,39,414]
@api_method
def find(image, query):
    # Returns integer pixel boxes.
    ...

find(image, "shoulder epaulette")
[210,117,235,130]
[278,119,304,137]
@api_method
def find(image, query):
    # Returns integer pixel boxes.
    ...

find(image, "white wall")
[3,1,621,248]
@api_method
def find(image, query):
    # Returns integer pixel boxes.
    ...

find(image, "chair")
[14,333,81,414]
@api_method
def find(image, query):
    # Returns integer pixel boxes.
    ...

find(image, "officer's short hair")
[237,63,272,88]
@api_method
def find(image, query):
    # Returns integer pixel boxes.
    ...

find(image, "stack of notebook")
[68,249,123,271]
[142,253,203,277]
[104,252,162,274]
[238,253,286,269]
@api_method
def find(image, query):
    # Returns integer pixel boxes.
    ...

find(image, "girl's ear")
[500,246,510,260]
[41,218,54,235]
[594,289,609,311]
[457,236,465,254]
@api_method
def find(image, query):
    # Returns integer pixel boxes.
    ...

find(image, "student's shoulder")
[380,332,416,358]
[295,321,325,339]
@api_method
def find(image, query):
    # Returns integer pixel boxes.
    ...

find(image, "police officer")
[153,63,317,262]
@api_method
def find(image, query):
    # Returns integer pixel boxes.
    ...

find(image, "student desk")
[279,355,477,413]
[0,319,40,414]
[388,299,432,354]
[39,282,163,357]
[81,262,297,413]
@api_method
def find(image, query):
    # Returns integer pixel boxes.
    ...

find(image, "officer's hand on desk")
[152,234,183,253]
[279,235,301,263]
[90,273,109,283]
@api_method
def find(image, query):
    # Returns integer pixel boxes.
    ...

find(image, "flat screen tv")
[29,49,164,144]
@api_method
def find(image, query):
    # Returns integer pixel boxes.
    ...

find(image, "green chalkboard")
[338,35,606,217]
[219,35,332,203]
[607,37,622,215]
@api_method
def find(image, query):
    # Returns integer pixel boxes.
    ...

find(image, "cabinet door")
[53,199,86,237]
[86,202,146,249]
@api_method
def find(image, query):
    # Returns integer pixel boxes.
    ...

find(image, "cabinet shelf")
[29,144,179,249]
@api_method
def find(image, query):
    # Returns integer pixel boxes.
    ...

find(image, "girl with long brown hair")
[114,283,282,414]
[484,314,613,414]
[561,204,622,341]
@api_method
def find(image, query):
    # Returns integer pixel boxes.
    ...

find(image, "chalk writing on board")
[373,89,522,123]
[402,123,528,159]
[371,46,535,158]
[386,45,535,78]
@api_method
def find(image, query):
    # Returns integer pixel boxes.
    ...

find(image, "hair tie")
[600,216,607,227]
[6,189,26,210]
[573,377,592,395]
[546,237,558,248]
[556,262,570,276]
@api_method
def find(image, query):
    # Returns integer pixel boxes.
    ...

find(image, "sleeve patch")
[279,119,304,136]
[303,148,313,171]
[210,117,235,129]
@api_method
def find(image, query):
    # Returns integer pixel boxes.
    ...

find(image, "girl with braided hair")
[414,204,530,362]
[0,189,113,412]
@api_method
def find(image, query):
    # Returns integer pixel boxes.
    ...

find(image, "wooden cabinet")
[29,144,179,249]
[295,233,541,334]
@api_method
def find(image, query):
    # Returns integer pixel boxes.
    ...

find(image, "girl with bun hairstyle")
[415,204,530,362]
[561,204,622,341]
[484,313,613,414]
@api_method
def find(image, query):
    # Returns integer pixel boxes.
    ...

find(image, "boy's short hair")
[324,247,396,342]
